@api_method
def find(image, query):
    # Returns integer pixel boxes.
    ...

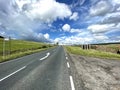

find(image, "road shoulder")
[68,53,120,90]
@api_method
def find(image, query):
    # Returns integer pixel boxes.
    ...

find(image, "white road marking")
[66,57,68,59]
[40,52,50,60]
[70,76,75,90]
[67,62,70,68]
[0,66,26,82]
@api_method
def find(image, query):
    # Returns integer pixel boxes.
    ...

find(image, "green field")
[65,46,120,60]
[0,38,53,62]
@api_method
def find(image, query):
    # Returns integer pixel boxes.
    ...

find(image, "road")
[0,46,75,90]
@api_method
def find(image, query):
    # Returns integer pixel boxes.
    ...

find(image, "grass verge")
[0,47,54,63]
[0,39,55,63]
[65,46,120,60]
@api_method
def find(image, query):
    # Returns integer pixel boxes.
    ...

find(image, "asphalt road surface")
[0,46,75,90]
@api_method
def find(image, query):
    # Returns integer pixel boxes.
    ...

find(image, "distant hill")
[0,39,52,55]
[91,42,120,45]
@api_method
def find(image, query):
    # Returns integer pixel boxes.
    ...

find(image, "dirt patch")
[70,54,120,90]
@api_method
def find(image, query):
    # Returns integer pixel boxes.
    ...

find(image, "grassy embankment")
[92,44,120,53]
[0,38,54,62]
[65,46,120,60]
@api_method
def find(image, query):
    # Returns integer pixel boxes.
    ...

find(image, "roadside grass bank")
[65,46,120,60]
[0,48,48,63]
[0,39,55,63]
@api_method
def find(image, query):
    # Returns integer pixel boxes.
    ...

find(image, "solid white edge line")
[40,52,50,61]
[0,66,26,82]
[70,76,75,90]
[67,62,70,68]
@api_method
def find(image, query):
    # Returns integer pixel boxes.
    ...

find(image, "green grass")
[0,48,48,63]
[0,38,54,62]
[0,39,51,52]
[65,46,120,60]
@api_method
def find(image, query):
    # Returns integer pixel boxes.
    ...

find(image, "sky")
[0,0,120,45]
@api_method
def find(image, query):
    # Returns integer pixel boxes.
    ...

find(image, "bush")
[42,45,47,48]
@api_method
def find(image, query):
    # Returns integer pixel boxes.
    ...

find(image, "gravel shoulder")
[69,53,120,90]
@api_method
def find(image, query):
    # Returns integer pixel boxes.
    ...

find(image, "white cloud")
[70,28,82,33]
[116,23,120,28]
[88,24,115,33]
[90,0,112,16]
[93,34,109,41]
[62,24,71,32]
[24,0,72,23]
[15,0,31,11]
[112,0,120,4]
[44,33,49,39]
[62,24,82,33]
[70,12,79,21]
[0,31,5,36]
[54,35,94,45]
[54,31,94,45]
[0,0,72,42]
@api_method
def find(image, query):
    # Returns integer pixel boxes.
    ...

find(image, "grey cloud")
[21,33,51,42]
[0,0,51,42]
[89,0,112,16]
[101,16,120,24]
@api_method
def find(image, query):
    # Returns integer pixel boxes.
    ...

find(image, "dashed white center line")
[70,76,75,90]
[0,66,26,82]
[40,52,50,60]
[66,57,68,60]
[67,62,70,68]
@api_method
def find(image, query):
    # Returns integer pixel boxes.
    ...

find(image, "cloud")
[112,0,120,5]
[54,30,94,45]
[88,24,115,33]
[62,24,71,32]
[23,0,72,23]
[93,34,109,41]
[89,0,112,16]
[54,29,112,45]
[70,28,82,33]
[62,23,82,33]
[70,12,79,21]
[21,32,51,42]
[101,12,120,24]
[44,33,50,39]
[0,0,72,42]
[54,35,94,45]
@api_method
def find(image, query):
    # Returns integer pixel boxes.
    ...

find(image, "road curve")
[0,46,72,90]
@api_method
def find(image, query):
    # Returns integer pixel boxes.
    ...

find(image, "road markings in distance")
[66,57,68,60]
[67,62,70,68]
[70,76,75,90]
[40,52,50,60]
[0,66,26,82]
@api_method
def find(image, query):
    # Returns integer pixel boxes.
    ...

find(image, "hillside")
[0,38,53,62]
